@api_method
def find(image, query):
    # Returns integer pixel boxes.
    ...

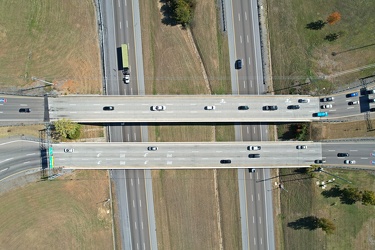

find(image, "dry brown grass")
[0,124,44,138]
[0,170,113,249]
[139,0,238,248]
[0,0,101,94]
[310,119,375,141]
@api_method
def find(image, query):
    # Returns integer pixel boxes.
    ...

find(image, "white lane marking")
[247,127,249,134]
[138,178,140,185]
[248,57,251,65]
[93,104,100,106]
[69,104,77,106]
[0,158,13,164]
[26,153,36,156]
[238,13,240,21]
[250,80,253,87]
[243,81,246,88]
[139,199,142,207]
[131,88,133,95]
[349,150,358,152]
[119,21,122,29]
[0,168,9,173]
[254,238,256,245]
[192,151,199,153]
[251,195,254,201]
[23,161,30,164]
[126,20,128,28]
[328,150,336,152]
[347,107,354,110]
[134,222,137,230]
[131,179,133,186]
[253,127,256,134]
[260,238,263,245]
[133,199,135,207]
[127,134,130,141]
[141,221,144,230]
[258,193,260,201]
[245,11,247,20]
[240,35,242,43]
[246,35,249,43]
[259,216,262,224]
[253,216,255,223]
[134,133,137,140]
[70,112,77,114]
[361,157,368,159]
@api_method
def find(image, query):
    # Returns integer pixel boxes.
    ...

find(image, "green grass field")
[268,0,375,94]
[279,168,375,249]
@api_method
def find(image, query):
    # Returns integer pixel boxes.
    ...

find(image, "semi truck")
[121,44,130,83]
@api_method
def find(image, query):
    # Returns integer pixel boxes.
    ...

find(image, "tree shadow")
[287,216,319,230]
[160,0,178,26]
[321,185,342,198]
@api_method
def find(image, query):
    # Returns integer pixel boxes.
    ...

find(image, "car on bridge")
[263,105,278,111]
[103,106,114,111]
[320,97,334,102]
[348,101,359,105]
[238,105,249,110]
[205,105,216,110]
[247,146,261,151]
[287,105,300,110]
[220,159,231,164]
[346,92,358,97]
[313,112,328,117]
[19,108,31,113]
[321,104,332,109]
[151,105,166,111]
[298,99,310,103]
[337,153,349,157]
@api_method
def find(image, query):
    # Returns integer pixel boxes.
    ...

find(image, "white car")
[64,148,74,153]
[296,145,307,149]
[123,75,130,84]
[247,146,261,151]
[204,106,216,110]
[344,160,356,164]
[321,104,332,109]
[151,105,166,111]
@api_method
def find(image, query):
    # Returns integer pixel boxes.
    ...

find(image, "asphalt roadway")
[48,95,320,123]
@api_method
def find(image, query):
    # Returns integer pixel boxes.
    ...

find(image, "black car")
[287,105,300,110]
[314,159,326,164]
[19,108,31,113]
[248,154,260,158]
[235,59,242,69]
[263,105,278,111]
[220,159,231,164]
[320,97,334,102]
[238,105,249,110]
[337,153,349,157]
[103,106,114,111]
[370,108,375,112]
[248,168,256,173]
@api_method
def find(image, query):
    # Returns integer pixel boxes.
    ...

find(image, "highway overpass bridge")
[52,141,375,169]
[48,95,321,123]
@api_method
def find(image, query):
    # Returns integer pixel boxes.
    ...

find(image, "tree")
[362,190,375,205]
[306,20,326,30]
[317,217,336,234]
[341,187,362,204]
[324,33,339,42]
[168,0,196,27]
[53,119,81,140]
[327,12,341,25]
